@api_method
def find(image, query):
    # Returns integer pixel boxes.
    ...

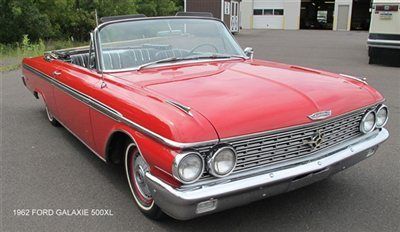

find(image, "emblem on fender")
[304,130,324,150]
[308,110,332,120]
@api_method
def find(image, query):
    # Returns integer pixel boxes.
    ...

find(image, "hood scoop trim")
[166,100,193,116]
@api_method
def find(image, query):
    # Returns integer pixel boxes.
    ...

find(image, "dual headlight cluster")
[360,104,388,134]
[172,146,237,184]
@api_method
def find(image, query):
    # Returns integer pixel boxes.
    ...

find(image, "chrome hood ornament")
[308,110,332,120]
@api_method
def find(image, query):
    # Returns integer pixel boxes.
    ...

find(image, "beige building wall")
[240,0,300,29]
[240,0,254,29]
[283,0,301,29]
[238,0,356,31]
[333,0,353,31]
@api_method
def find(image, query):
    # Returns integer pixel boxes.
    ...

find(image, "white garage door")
[253,16,284,29]
[253,0,285,29]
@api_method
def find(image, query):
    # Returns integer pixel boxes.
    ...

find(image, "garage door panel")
[254,16,284,29]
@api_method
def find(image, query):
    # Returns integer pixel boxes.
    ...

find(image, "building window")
[263,9,273,15]
[253,9,263,15]
[254,9,284,16]
[274,9,284,15]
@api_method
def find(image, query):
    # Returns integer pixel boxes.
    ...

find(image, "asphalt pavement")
[1,30,399,232]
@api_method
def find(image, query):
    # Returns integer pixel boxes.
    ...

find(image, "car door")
[51,60,98,149]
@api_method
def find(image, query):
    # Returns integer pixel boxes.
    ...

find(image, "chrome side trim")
[23,63,218,149]
[23,64,122,121]
[339,73,368,85]
[165,100,192,116]
[120,117,218,148]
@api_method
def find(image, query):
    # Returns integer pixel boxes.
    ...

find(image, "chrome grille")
[197,108,369,179]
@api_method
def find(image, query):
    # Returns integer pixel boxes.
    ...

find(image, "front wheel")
[41,96,60,127]
[124,143,164,220]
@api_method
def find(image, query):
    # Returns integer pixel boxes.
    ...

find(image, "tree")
[0,0,183,44]
[135,0,180,17]
[0,0,52,43]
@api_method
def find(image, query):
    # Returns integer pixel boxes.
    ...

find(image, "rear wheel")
[124,143,164,220]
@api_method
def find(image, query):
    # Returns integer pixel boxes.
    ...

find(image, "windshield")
[97,18,245,71]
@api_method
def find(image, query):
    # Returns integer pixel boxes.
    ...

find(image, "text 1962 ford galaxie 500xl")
[21,15,389,220]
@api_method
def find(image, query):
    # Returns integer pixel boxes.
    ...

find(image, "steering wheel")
[187,43,219,56]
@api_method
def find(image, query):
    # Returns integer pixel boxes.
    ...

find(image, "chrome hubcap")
[133,155,152,200]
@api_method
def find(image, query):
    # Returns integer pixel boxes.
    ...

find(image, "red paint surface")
[22,57,384,183]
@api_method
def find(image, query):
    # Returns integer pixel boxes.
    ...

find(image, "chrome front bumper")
[145,128,389,220]
[367,39,400,49]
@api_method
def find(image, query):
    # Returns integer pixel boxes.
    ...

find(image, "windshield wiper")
[137,54,247,71]
[137,57,187,71]
[190,54,247,60]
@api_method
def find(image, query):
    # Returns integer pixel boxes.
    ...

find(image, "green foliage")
[0,0,52,44]
[0,34,46,72]
[136,0,181,17]
[0,0,183,44]
[0,35,87,72]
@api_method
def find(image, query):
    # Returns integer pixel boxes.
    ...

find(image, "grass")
[0,35,88,72]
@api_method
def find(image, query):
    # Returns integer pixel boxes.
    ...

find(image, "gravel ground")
[1,29,399,232]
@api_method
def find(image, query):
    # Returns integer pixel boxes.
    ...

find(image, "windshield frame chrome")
[93,16,247,73]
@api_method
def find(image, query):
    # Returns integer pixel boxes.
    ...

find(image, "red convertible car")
[22,15,389,220]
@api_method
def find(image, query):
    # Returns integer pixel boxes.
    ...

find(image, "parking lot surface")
[1,30,399,232]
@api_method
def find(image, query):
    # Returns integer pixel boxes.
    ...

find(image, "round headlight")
[376,105,388,128]
[360,110,376,133]
[172,152,204,184]
[207,146,237,177]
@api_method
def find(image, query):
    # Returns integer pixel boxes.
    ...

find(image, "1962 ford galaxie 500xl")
[22,14,389,220]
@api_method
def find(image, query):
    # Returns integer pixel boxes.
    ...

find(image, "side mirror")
[244,47,254,59]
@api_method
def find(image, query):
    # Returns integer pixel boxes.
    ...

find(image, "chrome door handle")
[53,70,62,76]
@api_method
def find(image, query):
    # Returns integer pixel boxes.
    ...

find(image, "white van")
[367,0,400,65]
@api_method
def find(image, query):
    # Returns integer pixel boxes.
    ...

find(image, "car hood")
[115,60,383,139]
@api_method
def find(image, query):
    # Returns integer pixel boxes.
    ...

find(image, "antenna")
[95,9,99,26]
